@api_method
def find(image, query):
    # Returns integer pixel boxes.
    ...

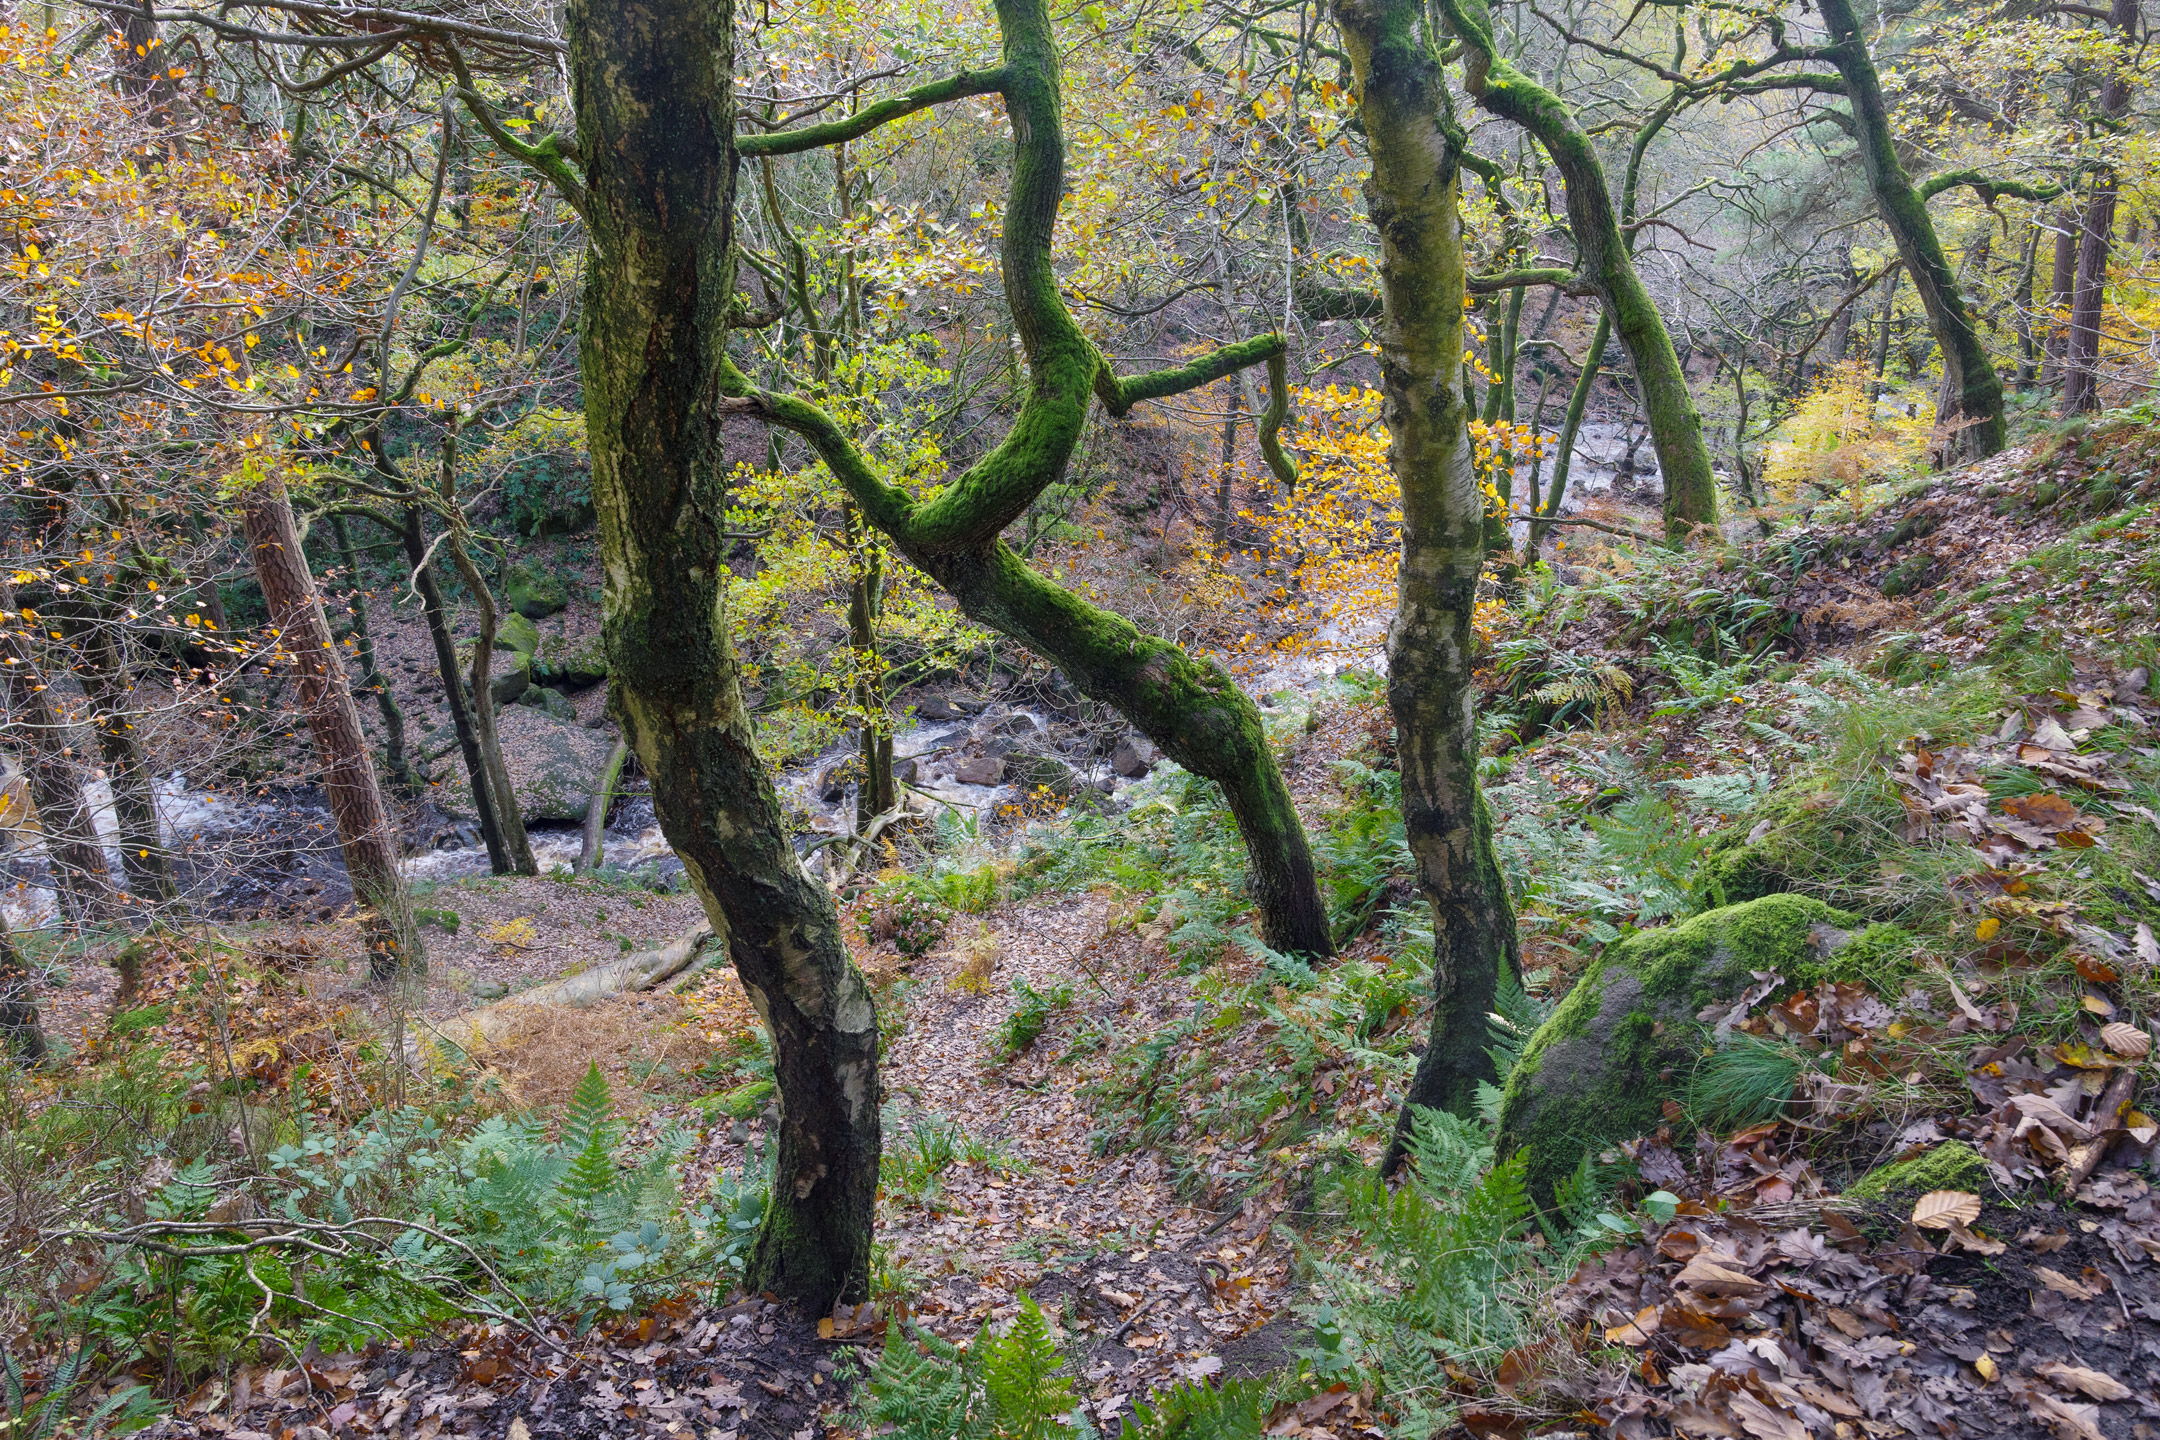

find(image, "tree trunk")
[1869,266,1900,399]
[1,585,115,933]
[0,907,46,1064]
[845,508,895,832]
[1212,383,1242,551]
[239,470,422,981]
[1816,0,2005,462]
[1437,0,1716,539]
[2042,211,2078,389]
[1335,0,1523,1173]
[2014,218,2045,390]
[727,0,1336,959]
[1527,313,1610,565]
[2062,0,2139,415]
[391,497,514,871]
[66,610,174,906]
[570,0,881,1313]
[577,739,630,874]
[437,429,537,879]
[328,512,421,794]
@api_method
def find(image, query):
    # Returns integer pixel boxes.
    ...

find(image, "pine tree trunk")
[1815,0,2005,462]
[570,0,881,1313]
[1335,0,1523,1173]
[239,472,423,981]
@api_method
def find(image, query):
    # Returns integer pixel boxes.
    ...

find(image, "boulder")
[516,685,578,723]
[1007,751,1076,794]
[1111,740,1153,779]
[495,704,624,822]
[1497,895,1884,1206]
[492,611,541,657]
[474,648,531,707]
[534,632,609,691]
[955,755,1004,786]
[505,561,569,619]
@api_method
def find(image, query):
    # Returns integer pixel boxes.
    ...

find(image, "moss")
[505,562,568,619]
[493,611,541,656]
[1498,894,1859,1206]
[1846,1140,1989,1200]
[1797,922,1915,991]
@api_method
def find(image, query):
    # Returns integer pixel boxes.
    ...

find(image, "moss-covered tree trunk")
[1815,0,2004,461]
[240,473,423,981]
[724,0,1334,958]
[1335,0,1523,1172]
[1436,0,1716,539]
[568,0,880,1312]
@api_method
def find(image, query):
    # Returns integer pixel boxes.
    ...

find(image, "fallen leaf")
[1910,1191,1982,1230]
[1975,1355,1999,1382]
[2101,1022,2151,1058]
[2038,1363,2133,1402]
[1946,1219,2005,1255]
[1606,1306,1660,1346]
[2025,1391,2106,1440]
[2035,1267,2102,1301]
[1977,917,2003,942]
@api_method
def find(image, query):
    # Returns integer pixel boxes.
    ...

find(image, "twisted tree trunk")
[1815,0,2005,461]
[1436,0,1717,539]
[1334,0,1523,1172]
[2062,0,2140,414]
[569,0,881,1312]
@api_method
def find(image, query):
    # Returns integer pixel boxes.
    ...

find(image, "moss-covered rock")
[516,684,579,723]
[505,562,569,619]
[1498,894,1870,1206]
[1845,1140,1989,1200]
[457,645,531,707]
[493,611,542,657]
[1697,774,1876,908]
[534,631,609,691]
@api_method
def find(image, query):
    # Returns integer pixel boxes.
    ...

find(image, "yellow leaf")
[817,1317,835,1340]
[1975,917,2001,941]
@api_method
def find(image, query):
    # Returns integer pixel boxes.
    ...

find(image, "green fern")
[559,1063,619,1207]
[1124,1375,1277,1439]
[982,1295,1077,1439]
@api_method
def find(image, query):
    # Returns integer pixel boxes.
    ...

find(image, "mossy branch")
[1257,351,1299,488]
[736,69,1009,156]
[1095,333,1285,417]
[1918,169,2068,205]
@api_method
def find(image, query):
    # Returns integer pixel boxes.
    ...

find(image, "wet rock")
[955,755,1004,786]
[894,758,918,784]
[912,694,967,721]
[989,712,1039,737]
[495,704,623,822]
[1111,740,1153,778]
[504,561,568,619]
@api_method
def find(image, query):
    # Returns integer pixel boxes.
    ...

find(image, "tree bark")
[239,470,422,981]
[1335,0,1524,1174]
[390,497,514,871]
[328,512,421,794]
[1,584,115,933]
[65,609,174,906]
[569,0,881,1312]
[844,509,895,833]
[1527,313,1610,565]
[0,907,46,1064]
[436,426,537,878]
[1212,383,1243,551]
[1815,0,2005,462]
[2062,0,2139,415]
[2042,211,2078,389]
[1436,0,1717,539]
[576,739,629,874]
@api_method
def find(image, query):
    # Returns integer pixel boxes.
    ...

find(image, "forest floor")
[15,418,2160,1440]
